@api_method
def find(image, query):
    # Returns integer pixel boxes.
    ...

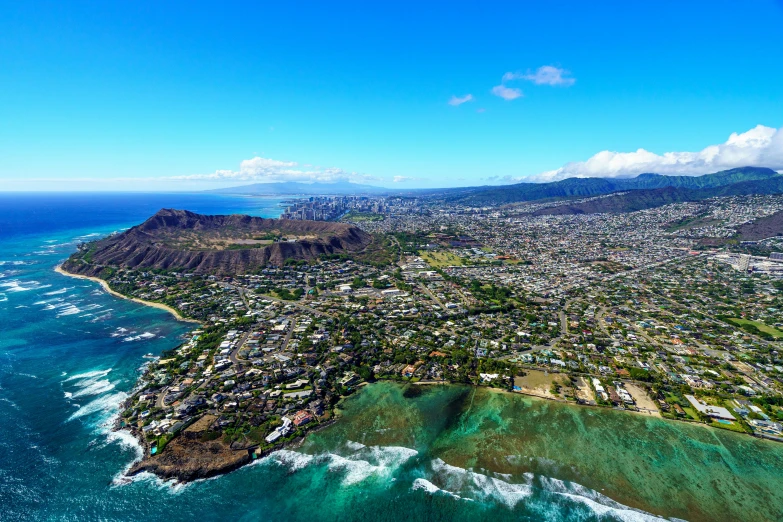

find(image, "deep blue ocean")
[2,194,781,522]
[0,194,296,521]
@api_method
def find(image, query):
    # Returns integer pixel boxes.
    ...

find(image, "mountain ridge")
[531,176,783,216]
[446,167,779,205]
[62,209,373,276]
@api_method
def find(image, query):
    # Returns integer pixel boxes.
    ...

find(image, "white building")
[685,395,736,421]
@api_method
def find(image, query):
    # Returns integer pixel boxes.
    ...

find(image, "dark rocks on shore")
[118,411,339,484]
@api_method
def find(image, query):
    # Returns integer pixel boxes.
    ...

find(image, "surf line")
[54,265,200,324]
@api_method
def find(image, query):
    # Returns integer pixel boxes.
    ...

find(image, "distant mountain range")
[206,168,783,213]
[445,167,781,205]
[532,174,783,216]
[207,181,391,196]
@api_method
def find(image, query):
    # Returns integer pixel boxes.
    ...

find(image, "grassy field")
[343,211,384,222]
[728,318,783,338]
[513,370,569,400]
[421,251,464,268]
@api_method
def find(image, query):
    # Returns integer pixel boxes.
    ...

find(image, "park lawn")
[344,211,384,222]
[421,251,464,268]
[728,318,783,338]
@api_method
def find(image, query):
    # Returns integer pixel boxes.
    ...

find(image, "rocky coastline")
[114,403,339,484]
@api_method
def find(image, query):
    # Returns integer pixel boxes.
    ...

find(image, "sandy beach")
[55,265,200,324]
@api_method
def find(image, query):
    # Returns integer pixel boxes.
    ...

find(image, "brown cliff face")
[63,208,372,276]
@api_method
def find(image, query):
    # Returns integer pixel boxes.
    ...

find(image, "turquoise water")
[2,194,782,522]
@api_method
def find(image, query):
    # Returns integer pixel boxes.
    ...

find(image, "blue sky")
[1,1,782,191]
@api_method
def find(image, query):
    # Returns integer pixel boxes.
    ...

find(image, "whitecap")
[33,297,63,306]
[429,458,533,508]
[57,306,82,317]
[67,391,128,422]
[112,470,191,494]
[105,428,144,461]
[64,369,112,382]
[412,478,466,500]
[1,280,52,292]
[123,332,156,342]
[70,379,116,398]
[0,260,34,266]
[266,445,418,486]
[326,445,418,486]
[42,288,69,296]
[0,396,21,411]
[266,449,316,472]
[538,476,666,521]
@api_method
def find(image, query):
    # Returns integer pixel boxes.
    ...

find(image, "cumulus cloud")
[171,156,378,184]
[491,84,523,100]
[448,94,474,106]
[505,66,575,86]
[531,125,783,182]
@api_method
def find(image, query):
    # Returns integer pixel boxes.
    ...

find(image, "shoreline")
[416,380,779,443]
[118,406,339,484]
[119,381,777,485]
[55,264,200,324]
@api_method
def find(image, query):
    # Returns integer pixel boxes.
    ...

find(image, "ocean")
[1,193,781,522]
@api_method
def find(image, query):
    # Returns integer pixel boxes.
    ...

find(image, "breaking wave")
[410,458,666,521]
[67,390,128,422]
[0,279,51,293]
[267,445,419,486]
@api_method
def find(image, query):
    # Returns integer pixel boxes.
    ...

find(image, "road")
[281,317,296,352]
[418,282,445,309]
[230,330,251,365]
[256,292,336,318]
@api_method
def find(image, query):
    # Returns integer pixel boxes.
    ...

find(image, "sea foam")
[267,445,418,487]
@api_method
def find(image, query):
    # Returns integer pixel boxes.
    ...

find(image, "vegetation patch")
[726,318,783,338]
[343,211,385,222]
[421,251,465,268]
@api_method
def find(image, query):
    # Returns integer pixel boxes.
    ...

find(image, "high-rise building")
[770,252,783,261]
[737,254,751,272]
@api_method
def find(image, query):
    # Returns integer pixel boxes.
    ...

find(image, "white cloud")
[531,125,783,182]
[448,94,474,106]
[393,176,413,183]
[172,156,378,184]
[506,66,575,86]
[491,84,523,100]
[492,64,574,101]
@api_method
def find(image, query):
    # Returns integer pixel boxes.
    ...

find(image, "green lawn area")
[682,406,701,421]
[421,251,464,268]
[343,211,384,222]
[709,419,750,434]
[727,318,783,338]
